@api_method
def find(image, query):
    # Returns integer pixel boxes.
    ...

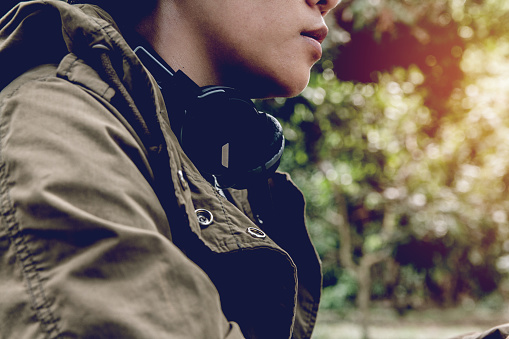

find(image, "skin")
[136,0,340,99]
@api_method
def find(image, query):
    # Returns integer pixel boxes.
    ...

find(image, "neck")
[135,1,218,88]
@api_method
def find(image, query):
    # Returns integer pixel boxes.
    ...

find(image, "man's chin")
[245,79,309,99]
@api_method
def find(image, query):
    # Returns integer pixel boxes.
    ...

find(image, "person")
[0,0,339,338]
[451,325,509,339]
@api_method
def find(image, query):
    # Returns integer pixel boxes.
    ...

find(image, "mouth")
[301,25,329,44]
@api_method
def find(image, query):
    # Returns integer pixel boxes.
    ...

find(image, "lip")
[301,25,329,45]
[301,25,329,59]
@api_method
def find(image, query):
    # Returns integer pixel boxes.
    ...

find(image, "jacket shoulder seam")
[0,63,60,107]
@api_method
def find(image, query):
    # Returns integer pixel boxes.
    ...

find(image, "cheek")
[264,34,319,96]
[216,28,315,98]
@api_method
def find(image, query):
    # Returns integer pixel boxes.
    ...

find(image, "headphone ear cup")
[132,49,285,188]
[179,87,284,188]
[263,114,285,169]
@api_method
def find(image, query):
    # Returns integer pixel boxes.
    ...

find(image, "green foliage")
[320,271,358,313]
[259,0,509,315]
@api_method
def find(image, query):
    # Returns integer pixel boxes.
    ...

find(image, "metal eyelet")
[91,43,110,51]
[247,227,266,239]
[195,209,213,227]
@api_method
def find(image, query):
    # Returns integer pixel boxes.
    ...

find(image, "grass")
[312,305,509,339]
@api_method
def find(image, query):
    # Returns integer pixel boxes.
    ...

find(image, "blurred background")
[256,0,509,338]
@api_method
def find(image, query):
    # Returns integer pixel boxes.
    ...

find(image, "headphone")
[133,44,285,189]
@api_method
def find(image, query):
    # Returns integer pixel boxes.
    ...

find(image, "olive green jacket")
[0,1,322,338]
[451,324,509,339]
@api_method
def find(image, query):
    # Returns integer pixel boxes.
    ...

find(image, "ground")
[312,305,509,339]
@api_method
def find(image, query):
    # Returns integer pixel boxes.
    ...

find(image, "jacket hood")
[0,0,168,152]
[0,1,154,98]
[1,1,109,89]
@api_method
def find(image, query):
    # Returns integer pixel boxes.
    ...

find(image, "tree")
[258,0,509,337]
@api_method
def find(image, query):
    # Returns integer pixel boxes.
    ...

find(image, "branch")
[360,249,391,269]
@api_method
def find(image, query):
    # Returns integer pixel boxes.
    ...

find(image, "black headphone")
[133,44,285,189]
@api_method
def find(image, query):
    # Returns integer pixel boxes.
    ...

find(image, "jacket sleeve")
[0,69,245,338]
[449,324,509,339]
